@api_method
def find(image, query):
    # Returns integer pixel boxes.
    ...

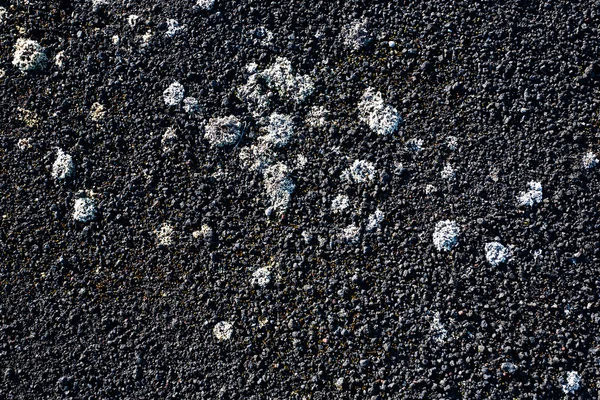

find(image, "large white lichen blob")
[13,38,47,72]
[52,149,75,181]
[433,220,460,251]
[517,181,542,207]
[263,163,295,213]
[204,115,242,147]
[163,82,185,106]
[213,321,233,341]
[73,197,97,222]
[358,88,401,135]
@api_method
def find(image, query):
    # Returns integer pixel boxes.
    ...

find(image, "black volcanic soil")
[2,0,600,398]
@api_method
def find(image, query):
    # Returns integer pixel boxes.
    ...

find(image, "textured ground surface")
[2,0,600,398]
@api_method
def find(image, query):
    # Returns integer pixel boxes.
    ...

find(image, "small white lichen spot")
[13,38,47,72]
[55,51,66,68]
[366,208,384,232]
[259,113,294,147]
[345,160,376,183]
[485,242,510,266]
[446,136,458,150]
[183,97,199,113]
[141,30,152,45]
[127,14,139,28]
[433,220,460,251]
[0,7,7,23]
[0,69,5,79]
[192,224,213,240]
[161,127,177,150]
[154,223,174,246]
[73,197,97,223]
[239,142,273,172]
[165,19,183,37]
[17,107,39,128]
[251,267,271,287]
[92,0,109,7]
[582,151,598,169]
[425,184,438,196]
[518,181,542,207]
[358,88,402,136]
[331,194,350,213]
[262,57,314,103]
[441,163,455,180]
[430,313,448,343]
[306,106,329,128]
[263,163,295,212]
[205,115,242,147]
[111,35,120,45]
[340,224,361,244]
[561,371,581,394]
[295,154,308,170]
[89,102,106,121]
[342,19,371,50]
[17,138,32,150]
[52,149,75,180]
[163,81,185,106]
[197,0,215,10]
[213,321,233,341]
[406,138,424,152]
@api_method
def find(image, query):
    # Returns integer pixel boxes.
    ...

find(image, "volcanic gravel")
[2,1,600,399]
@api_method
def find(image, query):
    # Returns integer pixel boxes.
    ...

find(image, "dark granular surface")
[2,1,600,398]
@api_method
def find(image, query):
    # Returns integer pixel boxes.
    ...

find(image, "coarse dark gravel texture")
[2,0,600,398]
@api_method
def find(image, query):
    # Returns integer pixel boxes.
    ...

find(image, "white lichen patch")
[197,0,215,10]
[163,81,185,106]
[251,267,271,287]
[366,208,384,232]
[192,224,213,240]
[331,194,350,213]
[238,58,314,117]
[340,224,361,244]
[561,371,581,394]
[306,106,329,128]
[0,7,7,23]
[161,127,177,150]
[485,241,510,266]
[73,197,97,222]
[252,26,274,46]
[341,19,372,50]
[205,115,242,147]
[213,321,233,341]
[17,138,32,150]
[343,160,376,183]
[358,88,402,135]
[517,181,542,207]
[111,35,120,45]
[89,102,106,121]
[406,138,424,152]
[0,69,5,79]
[183,97,199,113]
[140,30,152,45]
[263,163,295,213]
[17,107,39,128]
[238,142,273,172]
[446,136,458,150]
[433,220,460,251]
[430,313,448,343]
[441,163,455,180]
[154,223,174,246]
[262,57,314,103]
[425,184,438,196]
[165,19,183,37]
[259,113,294,148]
[582,151,598,169]
[13,38,47,72]
[52,149,75,180]
[55,51,66,68]
[127,14,139,28]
